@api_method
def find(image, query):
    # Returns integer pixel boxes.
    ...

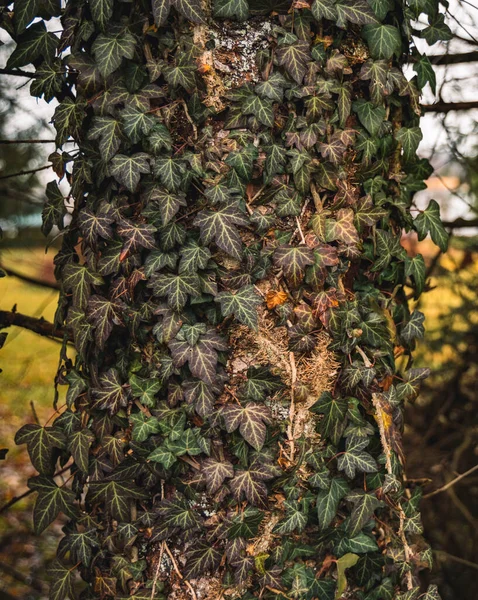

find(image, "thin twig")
[151,542,165,600]
[163,543,198,600]
[0,139,56,144]
[0,164,52,181]
[435,550,478,571]
[0,264,59,290]
[423,464,478,499]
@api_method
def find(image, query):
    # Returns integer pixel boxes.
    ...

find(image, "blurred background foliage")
[1,1,478,599]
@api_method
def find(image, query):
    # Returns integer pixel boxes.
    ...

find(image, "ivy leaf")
[87,480,148,521]
[169,329,227,384]
[242,95,274,127]
[395,127,422,162]
[313,392,347,445]
[53,98,87,145]
[413,54,436,94]
[420,14,453,45]
[152,0,172,25]
[405,253,426,296]
[256,72,287,102]
[346,490,383,537]
[78,205,115,247]
[14,0,40,34]
[154,157,186,191]
[117,219,157,253]
[30,60,64,102]
[222,403,272,451]
[401,310,425,343]
[225,145,257,181]
[179,239,211,273]
[422,585,441,600]
[110,153,151,192]
[325,209,360,245]
[316,477,349,529]
[184,543,222,579]
[414,200,449,251]
[173,0,205,23]
[273,245,315,286]
[149,273,201,310]
[121,107,157,144]
[202,458,234,493]
[130,375,161,408]
[28,476,76,534]
[396,367,430,401]
[336,0,378,28]
[7,22,57,69]
[335,553,360,599]
[274,500,307,534]
[194,206,249,260]
[183,379,218,418]
[276,41,311,84]
[15,425,65,475]
[91,368,129,415]
[48,560,76,600]
[63,264,103,310]
[162,62,197,90]
[130,412,160,442]
[216,285,262,330]
[311,0,338,22]
[92,26,137,77]
[353,99,386,136]
[42,181,65,236]
[337,436,377,479]
[67,428,95,474]
[229,460,276,506]
[242,366,283,401]
[61,529,98,567]
[90,0,114,29]
[214,0,248,21]
[156,493,202,530]
[86,295,122,349]
[362,24,402,59]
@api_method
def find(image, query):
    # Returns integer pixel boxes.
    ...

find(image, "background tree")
[0,1,458,599]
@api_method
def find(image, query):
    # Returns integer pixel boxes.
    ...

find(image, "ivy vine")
[1,0,451,598]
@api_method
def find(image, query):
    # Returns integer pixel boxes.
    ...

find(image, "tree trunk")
[1,1,450,598]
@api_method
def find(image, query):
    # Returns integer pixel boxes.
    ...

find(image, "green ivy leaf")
[413,54,436,93]
[184,542,222,578]
[67,428,95,474]
[130,412,160,442]
[256,72,288,102]
[313,392,347,445]
[317,477,349,529]
[152,0,172,25]
[194,206,249,260]
[214,0,248,20]
[337,436,377,478]
[174,0,205,23]
[420,14,453,45]
[169,329,227,384]
[362,24,402,59]
[149,272,201,310]
[15,425,65,474]
[14,0,39,34]
[346,490,383,537]
[405,253,426,296]
[48,560,76,600]
[92,26,137,77]
[7,22,57,68]
[325,208,360,245]
[395,127,422,162]
[28,476,76,534]
[273,245,315,286]
[89,0,114,29]
[274,500,308,534]
[353,99,386,136]
[202,458,234,493]
[42,181,65,236]
[216,285,262,330]
[242,366,283,401]
[91,368,129,415]
[88,116,123,162]
[336,0,378,28]
[414,200,449,251]
[87,480,148,521]
[335,553,360,600]
[109,153,151,191]
[130,375,161,407]
[121,106,157,143]
[53,98,87,145]
[222,403,272,451]
[311,0,338,22]
[401,310,425,343]
[276,41,311,84]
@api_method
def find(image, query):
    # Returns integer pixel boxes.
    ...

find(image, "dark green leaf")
[414,199,448,251]
[216,285,262,330]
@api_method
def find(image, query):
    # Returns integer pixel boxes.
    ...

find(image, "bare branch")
[442,218,478,229]
[0,164,52,181]
[426,51,478,65]
[422,101,478,113]
[0,265,59,290]
[423,464,478,499]
[0,67,37,78]
[0,139,56,145]
[0,310,69,342]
